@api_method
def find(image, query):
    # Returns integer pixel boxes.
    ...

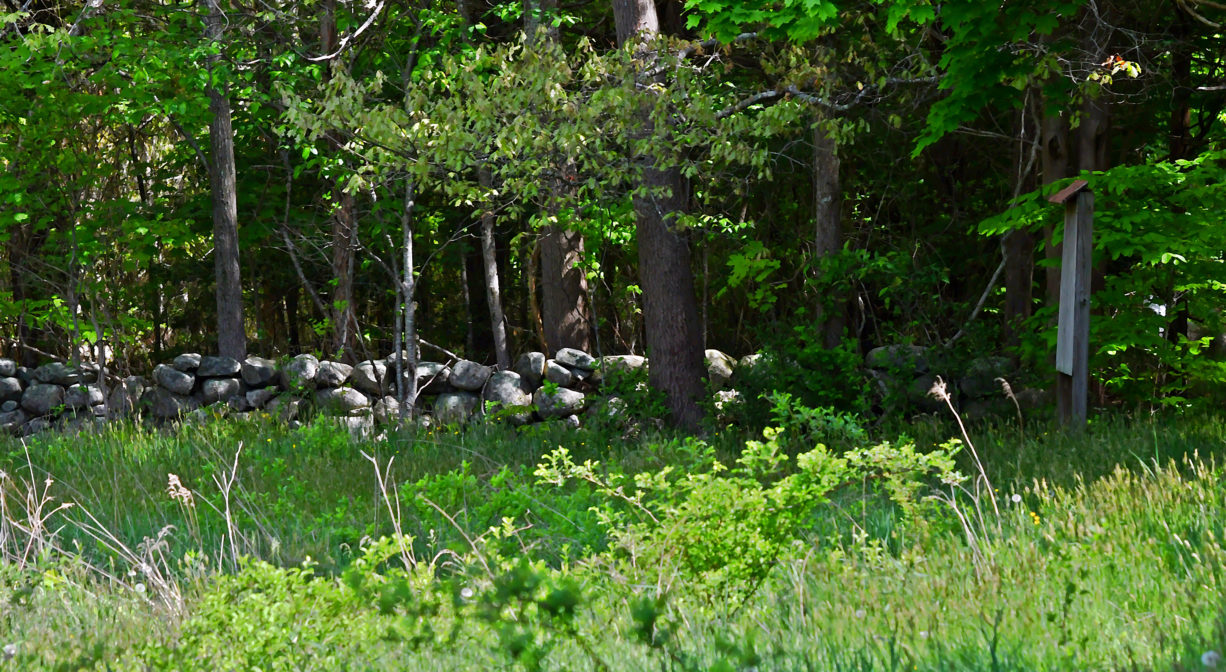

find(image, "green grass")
[1,412,1224,670]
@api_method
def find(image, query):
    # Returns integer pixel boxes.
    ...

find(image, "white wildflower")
[1203,651,1221,668]
[3,643,16,659]
[1011,493,1023,504]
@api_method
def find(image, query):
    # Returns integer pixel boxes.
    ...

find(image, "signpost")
[1048,179,1092,429]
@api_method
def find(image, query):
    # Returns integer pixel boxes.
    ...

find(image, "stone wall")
[0,344,1039,437]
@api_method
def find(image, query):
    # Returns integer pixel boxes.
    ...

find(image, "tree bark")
[615,0,706,431]
[1040,108,1069,303]
[540,226,592,355]
[479,168,512,368]
[203,0,246,360]
[322,0,359,361]
[1002,101,1037,344]
[812,123,844,349]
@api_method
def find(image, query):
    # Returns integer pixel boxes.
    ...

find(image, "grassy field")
[1,409,1225,670]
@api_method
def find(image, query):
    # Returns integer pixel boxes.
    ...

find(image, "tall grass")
[0,411,1223,670]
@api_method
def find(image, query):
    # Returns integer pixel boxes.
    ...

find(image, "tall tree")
[614,0,707,430]
[202,0,246,360]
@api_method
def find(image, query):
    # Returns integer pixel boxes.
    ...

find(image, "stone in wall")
[434,392,481,425]
[0,377,22,403]
[413,362,451,394]
[533,386,585,420]
[107,376,146,418]
[172,353,202,372]
[267,395,302,422]
[374,396,401,424]
[21,383,63,416]
[483,371,532,425]
[316,361,354,389]
[34,362,93,386]
[544,360,575,387]
[242,356,279,388]
[147,387,201,419]
[0,407,27,434]
[705,349,736,391]
[198,356,241,378]
[246,387,278,409]
[0,358,15,377]
[554,347,596,371]
[316,387,370,415]
[281,354,319,391]
[449,359,491,392]
[64,384,104,409]
[353,360,390,397]
[590,355,646,384]
[959,356,1012,399]
[514,352,546,390]
[202,378,243,405]
[154,364,195,396]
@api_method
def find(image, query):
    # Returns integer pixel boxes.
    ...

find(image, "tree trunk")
[615,0,706,430]
[540,226,592,355]
[1002,102,1037,344]
[321,0,359,361]
[812,123,844,349]
[479,168,511,368]
[203,0,246,360]
[1040,108,1069,303]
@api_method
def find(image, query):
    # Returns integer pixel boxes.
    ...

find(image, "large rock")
[591,355,647,384]
[0,377,23,403]
[202,378,243,405]
[331,415,375,440]
[705,349,736,391]
[865,345,929,373]
[198,356,241,378]
[0,359,16,377]
[241,356,279,388]
[374,396,402,424]
[33,362,86,386]
[544,360,575,387]
[281,354,320,391]
[0,408,27,434]
[246,387,278,410]
[267,395,302,422]
[413,362,452,394]
[483,371,532,424]
[172,353,202,372]
[315,387,370,415]
[316,361,354,389]
[449,359,491,391]
[64,384,104,409]
[533,386,586,419]
[21,383,63,416]
[434,392,481,425]
[154,363,195,396]
[148,387,200,419]
[514,352,547,390]
[353,360,390,397]
[554,348,596,371]
[959,356,1012,399]
[107,376,146,418]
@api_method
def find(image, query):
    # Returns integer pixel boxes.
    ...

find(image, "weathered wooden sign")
[1048,179,1092,428]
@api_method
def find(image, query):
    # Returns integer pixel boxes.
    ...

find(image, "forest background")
[1,0,1225,427]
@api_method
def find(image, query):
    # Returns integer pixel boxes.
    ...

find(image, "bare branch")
[306,1,387,62]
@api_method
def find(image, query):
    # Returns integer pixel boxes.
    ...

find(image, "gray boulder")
[0,408,27,434]
[106,376,146,418]
[202,378,243,405]
[0,358,15,377]
[246,387,278,410]
[554,348,597,371]
[281,354,320,391]
[154,364,195,396]
[331,415,375,440]
[483,371,532,425]
[0,400,16,413]
[353,360,390,397]
[533,386,586,419]
[0,377,23,403]
[64,384,104,409]
[413,362,452,394]
[172,353,202,372]
[374,396,402,424]
[865,345,929,373]
[591,355,646,384]
[514,352,547,390]
[705,349,736,391]
[21,383,64,416]
[449,359,491,391]
[267,395,302,422]
[316,387,370,415]
[316,361,354,389]
[544,360,575,387]
[33,362,84,386]
[198,356,241,378]
[227,395,253,413]
[241,356,279,388]
[434,392,481,425]
[148,388,200,419]
[959,356,1012,399]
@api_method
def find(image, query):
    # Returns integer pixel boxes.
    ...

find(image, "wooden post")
[1048,179,1092,429]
